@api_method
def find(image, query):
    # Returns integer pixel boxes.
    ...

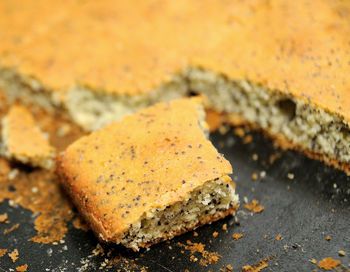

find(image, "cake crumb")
[0,249,7,257]
[72,217,89,231]
[310,259,317,264]
[260,171,266,178]
[212,231,219,238]
[0,213,8,223]
[276,233,282,241]
[190,255,198,262]
[263,235,267,239]
[193,231,198,237]
[269,152,281,164]
[232,233,243,240]
[16,264,28,271]
[241,256,275,272]
[9,249,19,263]
[8,169,19,181]
[252,154,258,161]
[226,264,233,271]
[178,240,222,267]
[317,257,341,270]
[251,173,258,181]
[222,224,227,231]
[243,135,253,144]
[325,236,332,241]
[338,250,345,256]
[218,124,229,135]
[4,223,19,235]
[234,128,245,138]
[244,199,264,213]
[287,173,294,180]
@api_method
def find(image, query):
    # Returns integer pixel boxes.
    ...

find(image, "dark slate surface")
[1,129,349,271]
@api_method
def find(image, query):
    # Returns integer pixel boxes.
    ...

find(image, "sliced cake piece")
[56,97,238,251]
[1,105,56,169]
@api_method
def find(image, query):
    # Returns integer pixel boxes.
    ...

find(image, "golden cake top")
[56,97,232,238]
[3,105,55,161]
[0,0,350,121]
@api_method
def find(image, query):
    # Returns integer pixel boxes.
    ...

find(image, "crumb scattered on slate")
[241,256,276,272]
[9,248,19,263]
[178,240,222,267]
[0,213,8,223]
[3,223,19,235]
[232,233,243,240]
[0,249,7,257]
[244,199,264,213]
[16,264,28,271]
[317,257,341,270]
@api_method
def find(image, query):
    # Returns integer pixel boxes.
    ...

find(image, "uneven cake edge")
[225,113,350,175]
[1,66,350,173]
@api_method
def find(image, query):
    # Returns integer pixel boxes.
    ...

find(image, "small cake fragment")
[1,106,56,169]
[56,97,239,251]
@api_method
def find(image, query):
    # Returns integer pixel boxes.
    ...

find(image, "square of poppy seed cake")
[56,97,239,251]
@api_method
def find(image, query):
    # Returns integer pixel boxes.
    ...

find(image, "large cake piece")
[1,0,349,172]
[56,98,239,250]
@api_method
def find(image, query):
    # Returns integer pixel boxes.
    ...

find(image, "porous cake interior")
[118,176,237,250]
[1,66,350,167]
[186,68,350,165]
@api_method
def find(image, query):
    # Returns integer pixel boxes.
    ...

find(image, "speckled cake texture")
[1,0,350,172]
[56,98,238,250]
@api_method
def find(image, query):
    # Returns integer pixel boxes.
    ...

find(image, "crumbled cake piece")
[56,98,239,251]
[0,106,56,169]
[0,213,8,223]
[243,199,264,213]
[317,257,341,270]
[8,248,19,263]
[338,250,345,256]
[232,233,243,240]
[16,264,28,272]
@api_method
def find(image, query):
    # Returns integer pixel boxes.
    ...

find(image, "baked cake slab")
[1,0,349,172]
[56,98,239,250]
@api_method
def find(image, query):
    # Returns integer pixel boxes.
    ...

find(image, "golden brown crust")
[0,0,350,123]
[56,97,233,243]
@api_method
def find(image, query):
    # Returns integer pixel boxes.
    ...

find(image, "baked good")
[0,0,349,172]
[56,97,239,250]
[1,105,56,169]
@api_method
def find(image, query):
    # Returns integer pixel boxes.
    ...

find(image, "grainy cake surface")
[1,105,56,169]
[56,98,234,245]
[0,0,350,122]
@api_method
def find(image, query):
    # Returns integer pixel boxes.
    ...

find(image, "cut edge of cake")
[1,65,350,174]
